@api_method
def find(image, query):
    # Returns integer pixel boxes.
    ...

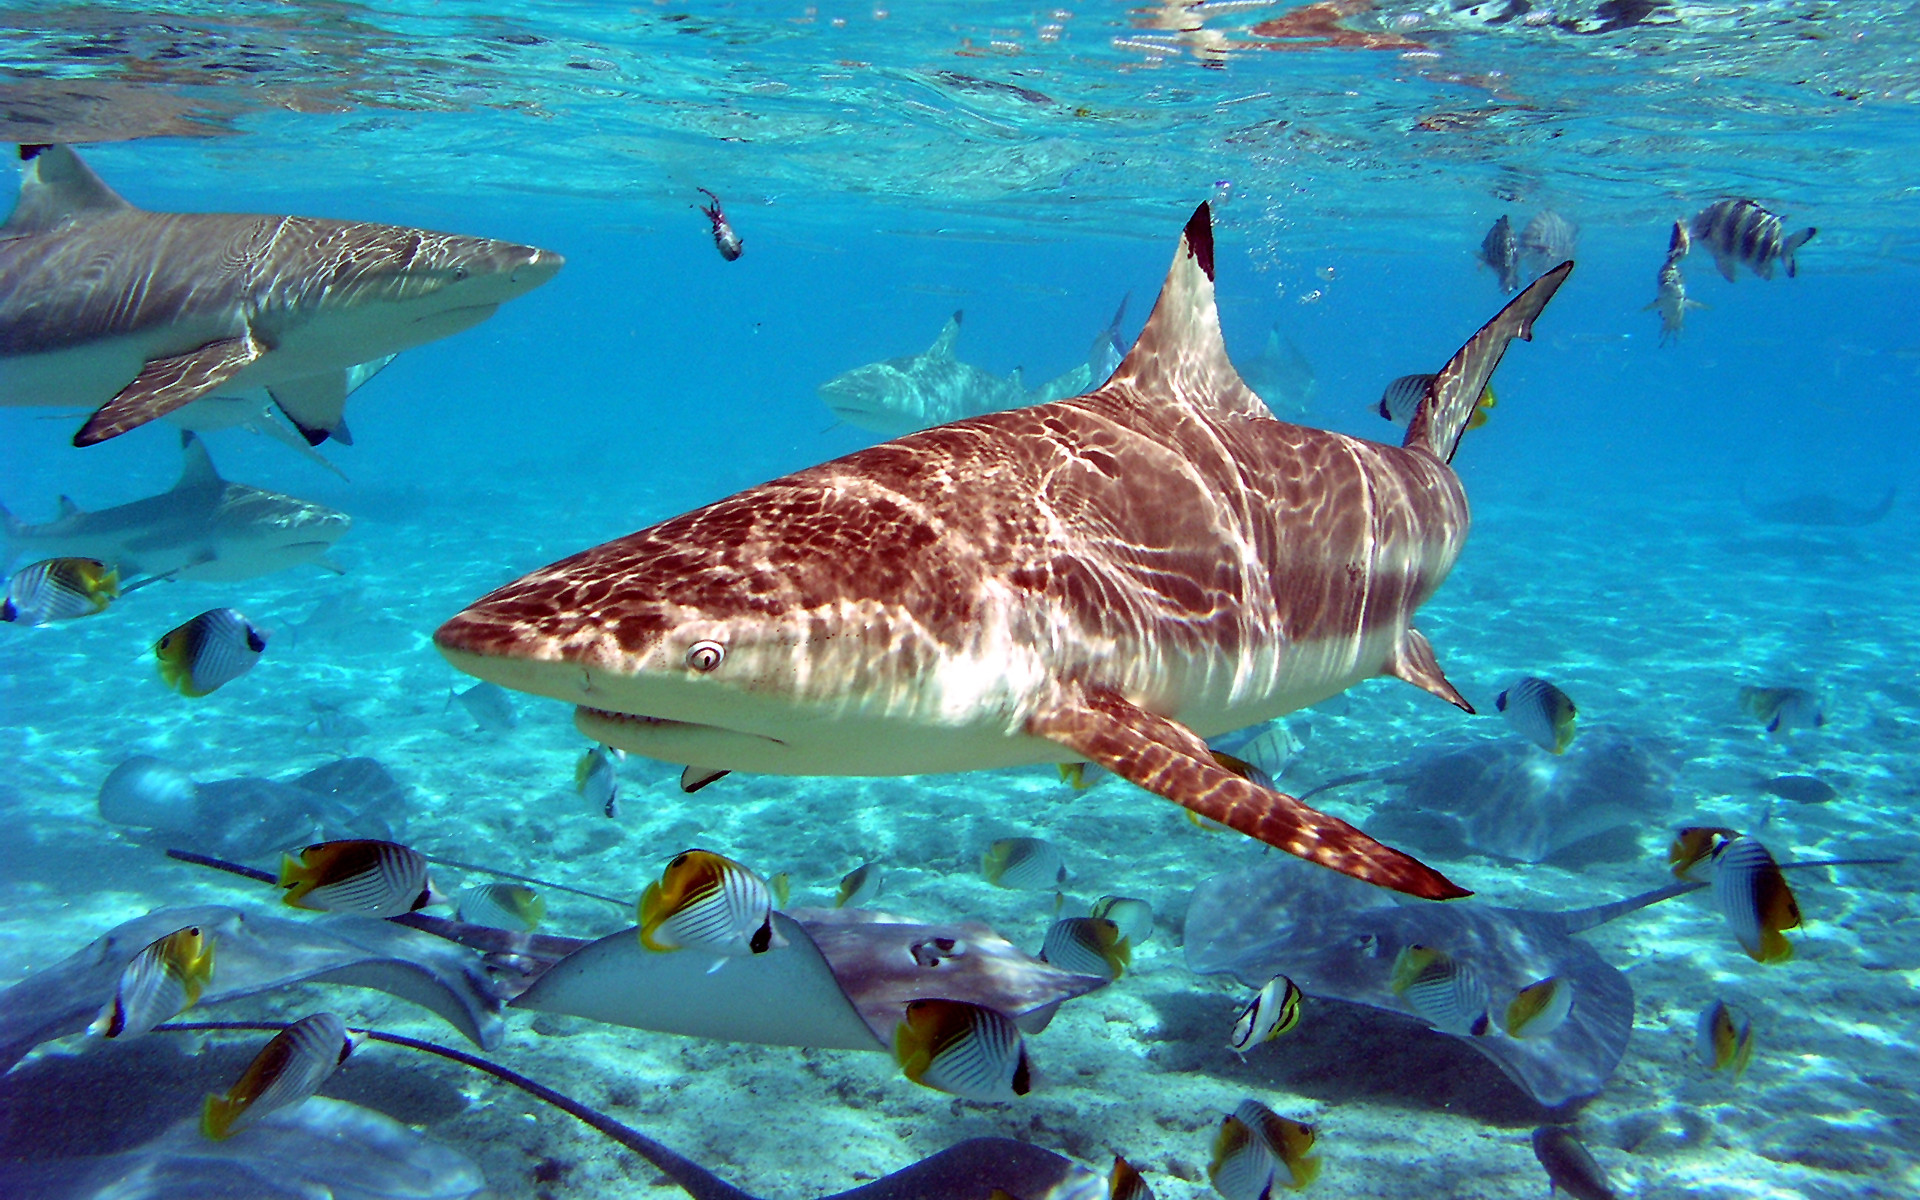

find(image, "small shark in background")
[818,303,1124,437]
[1,432,349,582]
[437,202,1572,901]
[1238,324,1317,422]
[0,144,562,448]
[167,354,397,475]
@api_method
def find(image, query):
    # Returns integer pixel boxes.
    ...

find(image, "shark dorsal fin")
[1405,262,1572,464]
[1104,203,1273,423]
[928,311,963,359]
[3,145,132,236]
[175,431,223,491]
[55,495,81,519]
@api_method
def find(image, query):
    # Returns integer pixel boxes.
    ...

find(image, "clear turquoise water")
[1,3,1917,1197]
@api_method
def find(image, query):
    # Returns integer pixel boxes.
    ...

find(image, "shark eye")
[453,266,469,281]
[685,641,725,673]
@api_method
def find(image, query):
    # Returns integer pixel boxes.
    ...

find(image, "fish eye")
[685,640,725,672]
[453,266,469,281]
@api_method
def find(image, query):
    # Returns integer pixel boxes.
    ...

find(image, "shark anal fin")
[270,371,353,446]
[74,334,265,446]
[1028,684,1470,901]
[1383,627,1474,714]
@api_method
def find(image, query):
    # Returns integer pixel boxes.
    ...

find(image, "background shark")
[1,432,349,582]
[819,308,1113,437]
[0,144,561,447]
[436,203,1568,901]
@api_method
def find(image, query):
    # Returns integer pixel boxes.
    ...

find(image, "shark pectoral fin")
[74,335,266,446]
[269,372,353,446]
[1027,685,1471,900]
[681,766,729,793]
[1382,627,1474,714]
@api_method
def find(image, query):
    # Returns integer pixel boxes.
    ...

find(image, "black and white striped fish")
[1376,373,1495,430]
[153,607,266,697]
[2,557,119,625]
[90,925,214,1039]
[1228,974,1303,1053]
[1496,675,1578,754]
[1209,1099,1320,1196]
[278,838,434,917]
[1520,210,1579,271]
[1391,944,1491,1036]
[1690,199,1816,282]
[638,849,781,960]
[1089,895,1154,944]
[457,882,545,933]
[201,1012,356,1139]
[1479,214,1520,291]
[981,836,1067,890]
[1039,916,1130,981]
[1708,835,1800,963]
[892,998,1031,1102]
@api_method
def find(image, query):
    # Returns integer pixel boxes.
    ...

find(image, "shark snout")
[509,247,564,290]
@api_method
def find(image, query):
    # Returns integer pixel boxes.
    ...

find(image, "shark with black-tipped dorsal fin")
[0,144,561,447]
[435,203,1571,901]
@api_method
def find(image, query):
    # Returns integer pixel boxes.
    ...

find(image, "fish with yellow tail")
[1391,944,1491,1036]
[1377,374,1495,432]
[1209,1099,1320,1197]
[982,837,1067,891]
[1503,976,1573,1040]
[1040,916,1130,981]
[892,998,1031,1102]
[201,1012,356,1140]
[2,556,118,625]
[1708,834,1800,963]
[1229,975,1303,1054]
[1496,675,1577,754]
[637,849,782,967]
[90,925,215,1038]
[1697,998,1755,1079]
[575,744,620,818]
[835,862,882,908]
[279,838,436,918]
[154,607,266,696]
[1090,895,1154,945]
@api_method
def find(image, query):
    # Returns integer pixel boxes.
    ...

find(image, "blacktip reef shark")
[1,431,349,582]
[436,202,1572,901]
[819,301,1124,437]
[0,144,561,447]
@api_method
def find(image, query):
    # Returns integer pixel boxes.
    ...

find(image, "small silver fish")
[981,836,1067,890]
[2,556,118,625]
[1520,210,1578,271]
[835,862,883,908]
[457,882,546,933]
[154,608,266,697]
[1231,719,1311,785]
[1496,675,1577,754]
[1691,198,1815,282]
[1646,223,1704,345]
[1479,214,1520,292]
[201,1012,356,1139]
[1531,1126,1619,1200]
[697,187,743,261]
[1039,916,1129,981]
[449,681,517,733]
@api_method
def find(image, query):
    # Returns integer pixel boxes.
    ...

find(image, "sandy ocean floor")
[2,451,1916,1199]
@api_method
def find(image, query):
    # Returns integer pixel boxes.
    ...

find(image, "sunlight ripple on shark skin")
[435,202,1573,901]
[0,144,562,448]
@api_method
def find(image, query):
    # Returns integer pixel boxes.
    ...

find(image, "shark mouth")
[575,706,787,746]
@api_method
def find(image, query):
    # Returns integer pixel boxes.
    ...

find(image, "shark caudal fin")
[4,145,133,236]
[1103,202,1273,424]
[1405,263,1573,464]
[1030,683,1470,901]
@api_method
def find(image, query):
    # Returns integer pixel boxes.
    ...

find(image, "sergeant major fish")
[1690,198,1816,282]
[1479,214,1520,292]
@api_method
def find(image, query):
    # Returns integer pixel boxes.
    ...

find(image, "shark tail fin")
[1107,202,1272,423]
[3,144,132,236]
[1405,262,1573,464]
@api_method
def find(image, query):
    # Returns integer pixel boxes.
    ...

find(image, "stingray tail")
[1406,262,1572,464]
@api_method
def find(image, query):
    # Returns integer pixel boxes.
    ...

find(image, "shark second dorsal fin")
[175,431,223,491]
[3,145,132,237]
[1106,203,1272,423]
[1405,262,1572,464]
[929,311,963,359]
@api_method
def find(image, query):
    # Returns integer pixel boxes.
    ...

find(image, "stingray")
[511,906,1110,1049]
[1303,728,1677,865]
[1740,483,1897,527]
[1185,854,1889,1106]
[0,904,505,1072]
[98,755,406,860]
